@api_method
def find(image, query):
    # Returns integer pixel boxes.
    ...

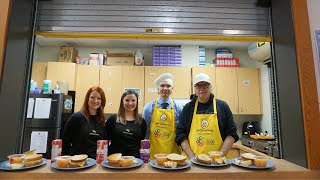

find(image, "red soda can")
[96,140,108,164]
[51,139,62,162]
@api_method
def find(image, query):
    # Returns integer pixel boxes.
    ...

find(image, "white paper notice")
[34,98,52,119]
[30,131,48,153]
[27,98,35,118]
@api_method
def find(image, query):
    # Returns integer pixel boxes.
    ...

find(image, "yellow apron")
[187,98,231,159]
[149,99,181,160]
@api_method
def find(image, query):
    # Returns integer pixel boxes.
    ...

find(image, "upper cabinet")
[74,65,100,112]
[31,62,48,89]
[166,66,191,99]
[216,68,239,114]
[100,66,123,114]
[237,68,261,114]
[144,66,167,104]
[46,62,77,91]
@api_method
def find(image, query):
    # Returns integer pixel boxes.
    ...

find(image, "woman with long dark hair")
[105,90,147,158]
[62,86,107,159]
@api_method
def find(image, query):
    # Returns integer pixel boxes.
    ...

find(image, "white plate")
[101,158,143,169]
[51,158,96,170]
[190,157,231,167]
[149,160,192,170]
[232,157,275,170]
[0,158,47,171]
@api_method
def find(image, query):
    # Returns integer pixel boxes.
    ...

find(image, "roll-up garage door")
[37,0,270,36]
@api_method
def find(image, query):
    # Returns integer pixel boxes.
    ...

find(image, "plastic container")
[134,49,144,66]
[43,80,52,94]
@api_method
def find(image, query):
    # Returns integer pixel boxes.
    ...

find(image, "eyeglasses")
[194,83,210,89]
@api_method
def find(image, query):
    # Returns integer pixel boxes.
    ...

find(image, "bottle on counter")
[140,139,150,162]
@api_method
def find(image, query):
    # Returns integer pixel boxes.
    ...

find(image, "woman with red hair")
[62,86,107,159]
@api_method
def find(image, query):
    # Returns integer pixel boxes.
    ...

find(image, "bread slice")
[107,153,122,166]
[197,154,211,164]
[166,153,186,165]
[71,154,88,162]
[240,159,252,166]
[213,157,226,164]
[24,154,42,162]
[8,163,23,169]
[241,153,256,161]
[163,161,177,168]
[23,150,36,156]
[24,159,42,167]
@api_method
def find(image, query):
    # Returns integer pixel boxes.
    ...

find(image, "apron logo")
[125,129,130,132]
[92,129,96,133]
[160,113,167,123]
[196,136,204,146]
[201,119,209,129]
[154,129,161,138]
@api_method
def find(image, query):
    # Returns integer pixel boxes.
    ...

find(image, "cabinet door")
[31,62,47,89]
[100,66,123,113]
[216,68,238,114]
[75,65,100,112]
[144,66,167,105]
[192,66,216,95]
[46,62,77,91]
[166,66,191,98]
[122,66,145,114]
[237,68,261,114]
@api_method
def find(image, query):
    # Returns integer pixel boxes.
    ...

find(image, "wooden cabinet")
[122,66,145,114]
[144,66,167,104]
[192,66,216,95]
[166,66,191,99]
[46,62,77,91]
[100,66,123,113]
[237,68,261,114]
[31,62,48,89]
[74,65,100,112]
[216,68,239,114]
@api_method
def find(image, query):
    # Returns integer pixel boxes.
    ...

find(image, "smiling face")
[194,82,211,103]
[158,80,173,100]
[88,90,102,113]
[123,94,137,112]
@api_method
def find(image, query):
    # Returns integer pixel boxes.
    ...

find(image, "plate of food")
[0,152,47,171]
[51,154,96,170]
[149,153,191,170]
[101,153,143,169]
[232,153,275,170]
[190,153,231,167]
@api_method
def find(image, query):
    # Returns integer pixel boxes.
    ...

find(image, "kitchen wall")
[307,0,320,110]
[33,43,273,138]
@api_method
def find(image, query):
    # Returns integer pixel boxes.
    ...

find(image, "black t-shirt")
[175,94,239,146]
[62,112,106,159]
[105,115,147,158]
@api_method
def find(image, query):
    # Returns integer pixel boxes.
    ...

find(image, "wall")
[33,44,273,138]
[307,0,320,110]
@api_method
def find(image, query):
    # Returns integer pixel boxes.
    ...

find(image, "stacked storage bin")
[199,48,206,66]
[152,47,181,66]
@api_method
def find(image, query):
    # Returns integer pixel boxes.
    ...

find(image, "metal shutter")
[37,0,270,36]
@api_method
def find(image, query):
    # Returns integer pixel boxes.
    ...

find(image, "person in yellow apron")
[142,73,183,160]
[176,73,239,159]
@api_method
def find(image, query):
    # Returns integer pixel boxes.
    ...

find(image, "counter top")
[1,143,319,179]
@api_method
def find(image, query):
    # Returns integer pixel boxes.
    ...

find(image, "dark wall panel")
[271,0,307,167]
[0,0,36,161]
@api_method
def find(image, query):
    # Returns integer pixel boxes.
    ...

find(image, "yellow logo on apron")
[160,113,167,123]
[201,119,209,129]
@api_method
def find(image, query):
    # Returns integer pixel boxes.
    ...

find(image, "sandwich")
[23,154,43,167]
[197,154,211,164]
[163,161,177,168]
[213,157,227,164]
[107,153,122,167]
[69,154,88,167]
[166,153,187,166]
[241,153,256,165]
[8,163,23,169]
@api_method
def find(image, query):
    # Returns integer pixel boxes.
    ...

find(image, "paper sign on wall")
[27,98,34,118]
[30,131,48,153]
[147,88,157,93]
[34,98,52,119]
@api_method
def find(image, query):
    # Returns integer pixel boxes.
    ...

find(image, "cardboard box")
[59,47,78,63]
[106,51,134,66]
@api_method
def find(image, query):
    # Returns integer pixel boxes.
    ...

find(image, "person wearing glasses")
[142,73,183,159]
[175,73,239,159]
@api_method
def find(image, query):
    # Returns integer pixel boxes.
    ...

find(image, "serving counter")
[0,143,319,179]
